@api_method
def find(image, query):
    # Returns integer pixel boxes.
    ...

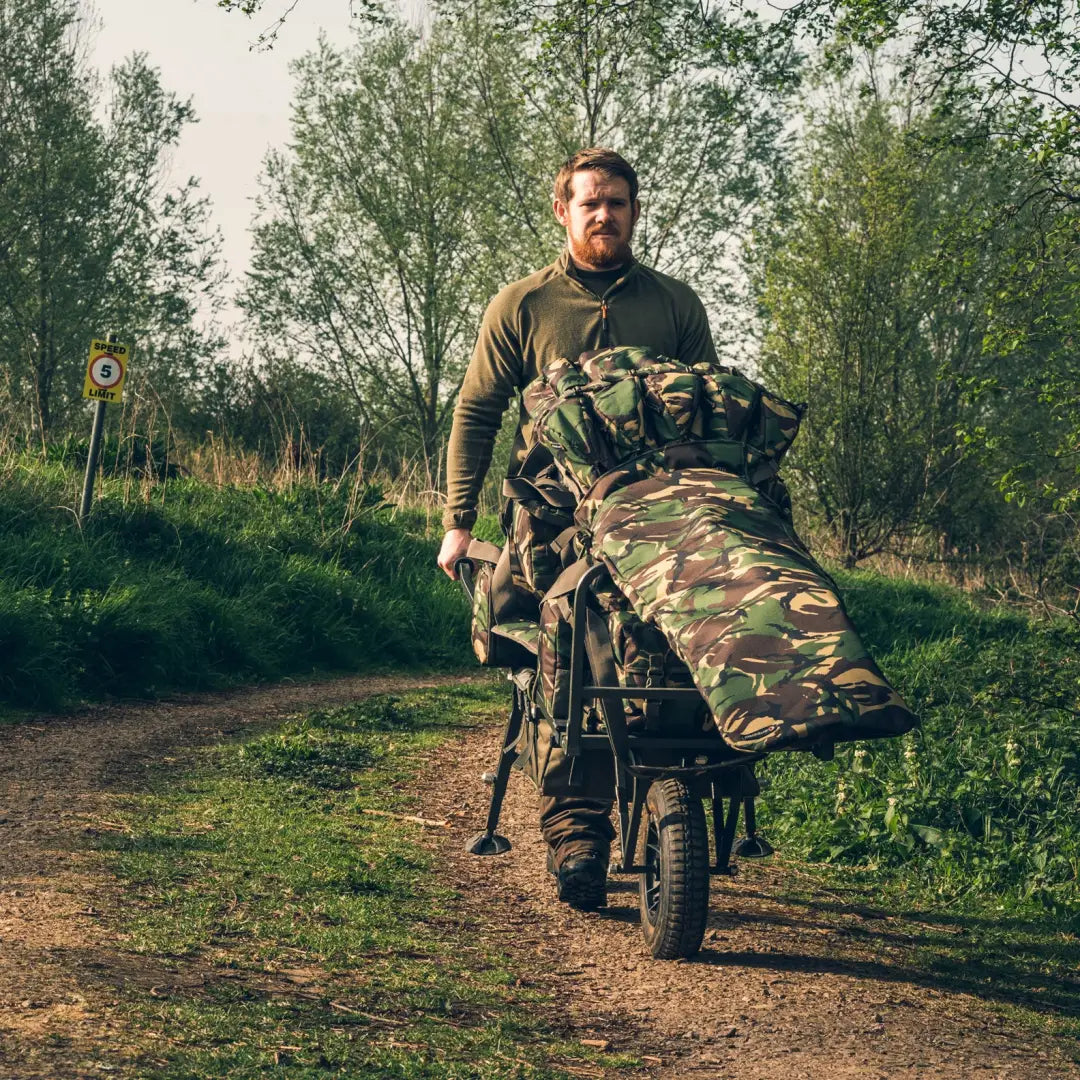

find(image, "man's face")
[553,169,640,270]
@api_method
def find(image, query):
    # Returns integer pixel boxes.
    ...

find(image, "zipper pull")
[601,299,608,336]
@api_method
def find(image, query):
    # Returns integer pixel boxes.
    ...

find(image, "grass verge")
[97,683,638,1079]
[749,856,1080,1045]
[0,456,471,710]
[758,569,1080,937]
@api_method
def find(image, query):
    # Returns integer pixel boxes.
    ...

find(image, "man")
[437,147,719,908]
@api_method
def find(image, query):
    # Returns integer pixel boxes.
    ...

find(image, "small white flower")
[1005,739,1022,769]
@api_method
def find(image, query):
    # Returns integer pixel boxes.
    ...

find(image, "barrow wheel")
[638,778,710,959]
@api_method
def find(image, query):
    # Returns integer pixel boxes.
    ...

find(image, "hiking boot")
[555,851,608,911]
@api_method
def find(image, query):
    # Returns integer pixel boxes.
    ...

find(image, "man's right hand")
[437,527,473,579]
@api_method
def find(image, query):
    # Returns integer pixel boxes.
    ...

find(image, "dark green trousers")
[538,795,614,867]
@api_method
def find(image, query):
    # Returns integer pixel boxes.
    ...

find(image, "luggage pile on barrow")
[458,346,917,959]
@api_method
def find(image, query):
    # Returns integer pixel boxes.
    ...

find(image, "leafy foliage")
[456,0,798,334]
[0,0,226,437]
[755,90,1011,563]
[241,21,522,474]
[761,570,1080,913]
[765,0,1080,547]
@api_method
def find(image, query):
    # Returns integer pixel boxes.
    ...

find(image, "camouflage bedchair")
[460,346,917,959]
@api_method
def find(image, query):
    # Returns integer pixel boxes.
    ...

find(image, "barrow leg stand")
[465,679,527,855]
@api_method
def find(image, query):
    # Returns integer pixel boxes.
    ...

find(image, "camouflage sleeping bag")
[521,347,917,755]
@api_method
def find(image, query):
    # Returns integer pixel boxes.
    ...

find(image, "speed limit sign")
[82,338,130,402]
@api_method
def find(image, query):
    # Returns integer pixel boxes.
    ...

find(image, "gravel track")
[417,719,1080,1080]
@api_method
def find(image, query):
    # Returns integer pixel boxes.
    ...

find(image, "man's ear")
[631,198,641,226]
[553,198,570,227]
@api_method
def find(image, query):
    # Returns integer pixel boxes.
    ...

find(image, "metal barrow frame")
[462,560,775,880]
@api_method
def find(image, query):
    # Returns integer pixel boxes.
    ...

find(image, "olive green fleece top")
[442,249,719,530]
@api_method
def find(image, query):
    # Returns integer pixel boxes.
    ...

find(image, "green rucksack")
[518,347,918,755]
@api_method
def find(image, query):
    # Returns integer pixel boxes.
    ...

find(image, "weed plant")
[0,452,470,708]
[759,570,1080,914]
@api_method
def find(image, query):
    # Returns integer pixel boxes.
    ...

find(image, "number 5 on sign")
[82,338,130,403]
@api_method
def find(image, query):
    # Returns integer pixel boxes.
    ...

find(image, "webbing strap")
[502,476,577,508]
[582,608,630,760]
[749,457,780,485]
[544,559,592,601]
[551,526,578,555]
[466,538,502,565]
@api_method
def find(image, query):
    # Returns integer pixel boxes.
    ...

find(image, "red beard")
[571,227,632,269]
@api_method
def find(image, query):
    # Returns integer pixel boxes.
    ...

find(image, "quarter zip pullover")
[443,248,719,530]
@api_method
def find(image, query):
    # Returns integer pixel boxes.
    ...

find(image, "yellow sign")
[82,338,130,403]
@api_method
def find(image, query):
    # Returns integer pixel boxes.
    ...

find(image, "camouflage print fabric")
[522,347,803,501]
[588,468,917,752]
[532,560,700,732]
[606,606,701,730]
[507,498,572,599]
[469,544,540,669]
[470,558,497,666]
[607,608,667,727]
[530,595,617,798]
[537,590,574,720]
[517,347,917,753]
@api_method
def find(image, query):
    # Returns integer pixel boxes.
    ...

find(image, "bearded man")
[437,147,719,908]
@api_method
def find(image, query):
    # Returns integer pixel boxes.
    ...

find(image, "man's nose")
[593,206,615,228]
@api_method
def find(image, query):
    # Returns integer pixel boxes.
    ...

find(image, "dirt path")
[1,677,1077,1079]
[0,672,476,1076]
[417,723,1080,1080]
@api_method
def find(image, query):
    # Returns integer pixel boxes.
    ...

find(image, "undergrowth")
[0,454,469,709]
[759,570,1080,915]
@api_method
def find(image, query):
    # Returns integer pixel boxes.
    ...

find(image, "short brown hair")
[553,147,639,205]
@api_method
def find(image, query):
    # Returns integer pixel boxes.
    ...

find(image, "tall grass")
[759,570,1080,913]
[0,447,470,709]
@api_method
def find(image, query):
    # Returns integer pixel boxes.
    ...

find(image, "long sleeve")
[676,289,719,367]
[442,292,524,530]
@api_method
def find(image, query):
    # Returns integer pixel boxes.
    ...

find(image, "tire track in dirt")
[0,672,477,1078]
[417,721,1080,1080]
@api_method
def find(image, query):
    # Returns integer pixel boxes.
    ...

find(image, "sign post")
[78,334,130,524]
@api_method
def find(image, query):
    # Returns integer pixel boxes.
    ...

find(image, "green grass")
[98,684,638,1079]
[758,569,1080,916]
[0,455,471,709]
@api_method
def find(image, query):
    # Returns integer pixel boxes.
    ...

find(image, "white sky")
[89,0,391,339]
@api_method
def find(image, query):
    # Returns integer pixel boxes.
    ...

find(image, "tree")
[0,0,225,440]
[761,1,1080,547]
[454,0,798,348]
[771,0,1079,194]
[213,0,384,49]
[753,83,1038,566]
[242,1,797,482]
[241,20,522,476]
